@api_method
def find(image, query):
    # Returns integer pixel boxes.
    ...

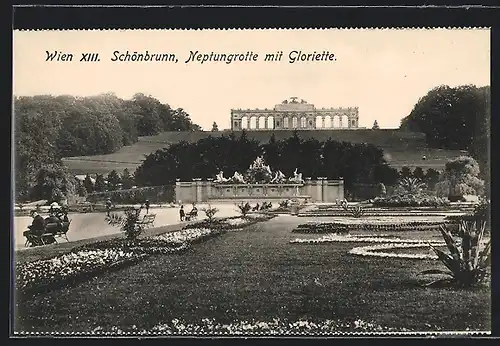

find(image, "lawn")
[13,215,490,334]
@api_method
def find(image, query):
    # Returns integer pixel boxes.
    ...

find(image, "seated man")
[27,210,45,233]
[45,213,61,225]
[190,204,198,214]
[24,211,46,246]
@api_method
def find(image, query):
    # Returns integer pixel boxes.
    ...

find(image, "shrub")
[106,207,145,241]
[373,194,450,208]
[350,205,365,218]
[202,204,219,222]
[419,221,490,287]
[237,202,252,217]
[279,200,290,209]
[393,177,426,195]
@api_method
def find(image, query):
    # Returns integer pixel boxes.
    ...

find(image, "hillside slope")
[62,130,465,175]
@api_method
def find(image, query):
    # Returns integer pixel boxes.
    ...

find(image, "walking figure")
[145,199,150,214]
[179,205,185,221]
[105,198,112,216]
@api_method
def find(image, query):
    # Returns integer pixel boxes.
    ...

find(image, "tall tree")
[83,174,95,193]
[121,168,134,189]
[94,174,106,192]
[106,170,122,191]
[400,85,490,163]
[413,167,426,182]
[435,156,484,198]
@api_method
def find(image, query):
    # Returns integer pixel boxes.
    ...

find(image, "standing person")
[179,205,185,221]
[105,198,112,217]
[145,200,150,214]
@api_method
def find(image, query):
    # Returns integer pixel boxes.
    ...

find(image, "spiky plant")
[106,207,145,241]
[350,205,364,218]
[202,204,219,223]
[237,202,251,217]
[419,221,491,287]
[398,177,426,195]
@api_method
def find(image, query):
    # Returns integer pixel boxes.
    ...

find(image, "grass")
[62,130,464,175]
[13,216,490,333]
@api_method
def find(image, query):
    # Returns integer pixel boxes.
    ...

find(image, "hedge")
[87,185,175,204]
[372,195,450,208]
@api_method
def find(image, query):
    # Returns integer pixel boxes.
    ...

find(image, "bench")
[137,214,156,228]
[184,209,198,221]
[24,221,71,247]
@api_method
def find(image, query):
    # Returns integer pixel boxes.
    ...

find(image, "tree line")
[399,85,490,185]
[14,93,201,200]
[134,131,401,193]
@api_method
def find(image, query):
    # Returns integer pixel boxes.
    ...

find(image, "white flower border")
[290,234,445,260]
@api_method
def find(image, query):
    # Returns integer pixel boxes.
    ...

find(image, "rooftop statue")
[270,170,286,183]
[230,171,246,184]
[215,171,229,183]
[288,168,304,184]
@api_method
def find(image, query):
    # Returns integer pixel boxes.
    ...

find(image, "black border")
[9,4,499,341]
[11,5,500,29]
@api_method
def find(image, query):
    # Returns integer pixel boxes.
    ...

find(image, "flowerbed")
[152,228,226,245]
[299,212,455,218]
[372,195,450,208]
[17,215,276,296]
[16,249,147,295]
[183,215,275,231]
[292,221,455,234]
[348,243,441,260]
[290,234,444,245]
[91,317,415,335]
[290,234,446,260]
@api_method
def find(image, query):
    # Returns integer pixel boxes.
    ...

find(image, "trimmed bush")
[87,185,175,204]
[372,194,450,208]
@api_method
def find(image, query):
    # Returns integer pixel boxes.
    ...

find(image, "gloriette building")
[231,97,360,131]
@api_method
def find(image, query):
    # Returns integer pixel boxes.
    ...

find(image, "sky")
[13,29,490,130]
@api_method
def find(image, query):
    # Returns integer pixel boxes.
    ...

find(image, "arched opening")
[292,117,298,128]
[266,116,275,129]
[241,116,248,129]
[341,115,349,128]
[315,116,324,129]
[258,116,266,129]
[333,115,340,128]
[283,117,289,129]
[324,115,332,128]
[300,116,307,128]
[250,116,257,129]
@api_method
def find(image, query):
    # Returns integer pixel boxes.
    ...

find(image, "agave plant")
[397,177,426,195]
[350,205,364,218]
[106,207,145,241]
[419,220,491,287]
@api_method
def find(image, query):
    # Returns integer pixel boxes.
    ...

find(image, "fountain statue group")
[214,156,304,184]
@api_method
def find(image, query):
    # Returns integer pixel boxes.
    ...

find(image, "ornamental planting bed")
[298,212,462,217]
[15,215,490,334]
[15,215,275,297]
[291,221,458,234]
[87,317,415,335]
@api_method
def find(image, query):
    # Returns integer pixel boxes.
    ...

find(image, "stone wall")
[175,178,344,203]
